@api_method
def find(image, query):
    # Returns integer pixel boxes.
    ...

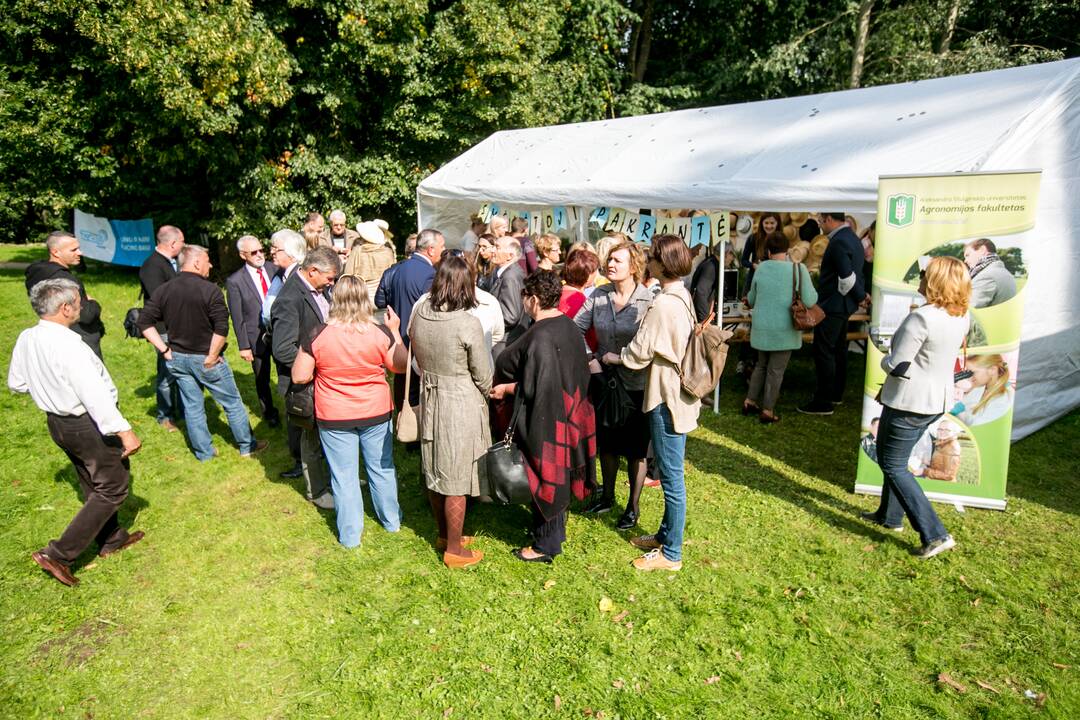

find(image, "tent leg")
[712,382,720,415]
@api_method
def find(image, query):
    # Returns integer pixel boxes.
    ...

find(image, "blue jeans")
[155,334,181,422]
[319,422,401,548]
[648,403,687,562]
[874,405,949,546]
[165,353,255,461]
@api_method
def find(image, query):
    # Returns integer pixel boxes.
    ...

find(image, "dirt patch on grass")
[36,619,125,666]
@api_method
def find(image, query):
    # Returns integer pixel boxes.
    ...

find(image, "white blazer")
[880,304,969,415]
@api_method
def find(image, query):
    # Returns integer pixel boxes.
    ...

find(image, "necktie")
[259,268,269,296]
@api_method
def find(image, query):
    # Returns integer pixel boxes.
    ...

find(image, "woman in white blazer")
[862,256,970,559]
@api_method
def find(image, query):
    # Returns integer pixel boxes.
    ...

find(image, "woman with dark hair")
[603,235,698,572]
[743,231,817,423]
[409,255,493,568]
[493,270,596,563]
[573,241,653,528]
[474,233,497,290]
[741,213,783,288]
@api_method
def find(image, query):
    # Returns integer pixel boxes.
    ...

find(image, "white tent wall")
[418,59,1080,440]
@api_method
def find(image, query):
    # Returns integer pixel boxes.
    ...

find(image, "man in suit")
[489,236,528,352]
[271,246,341,508]
[226,235,280,428]
[139,225,185,431]
[380,228,443,410]
[24,231,106,359]
[798,213,868,416]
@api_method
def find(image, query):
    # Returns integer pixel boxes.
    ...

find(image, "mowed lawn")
[0,246,1077,719]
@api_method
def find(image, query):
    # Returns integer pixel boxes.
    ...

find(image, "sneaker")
[859,510,903,532]
[584,497,613,514]
[615,509,638,531]
[632,548,682,572]
[630,534,662,550]
[796,402,834,416]
[916,534,956,559]
[311,493,335,510]
[240,439,269,457]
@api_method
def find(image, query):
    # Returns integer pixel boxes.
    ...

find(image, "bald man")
[25,231,105,358]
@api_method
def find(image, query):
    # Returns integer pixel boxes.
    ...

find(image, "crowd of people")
[11,209,983,585]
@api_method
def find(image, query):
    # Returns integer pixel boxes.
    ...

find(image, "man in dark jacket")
[798,213,868,415]
[226,235,280,428]
[24,231,105,359]
[271,246,340,508]
[138,225,185,431]
[490,236,528,349]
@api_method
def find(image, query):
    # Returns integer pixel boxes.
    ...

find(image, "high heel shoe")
[759,411,780,424]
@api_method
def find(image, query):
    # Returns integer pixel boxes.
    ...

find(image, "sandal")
[512,547,554,564]
[741,401,761,416]
[759,411,780,424]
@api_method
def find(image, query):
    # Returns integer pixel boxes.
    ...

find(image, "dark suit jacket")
[139,250,177,333]
[24,261,105,357]
[226,263,278,353]
[817,225,866,317]
[382,254,435,345]
[490,262,527,334]
[270,270,329,368]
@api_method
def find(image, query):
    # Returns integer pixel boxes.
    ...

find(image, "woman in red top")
[558,247,600,351]
[292,276,407,548]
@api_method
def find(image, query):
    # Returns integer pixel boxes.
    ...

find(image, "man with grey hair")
[138,245,267,461]
[139,225,186,431]
[226,235,280,428]
[24,230,105,358]
[271,246,341,506]
[319,209,359,257]
[380,229,443,412]
[490,236,527,343]
[9,279,144,586]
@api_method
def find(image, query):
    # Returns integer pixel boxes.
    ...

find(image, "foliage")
[0,256,1077,717]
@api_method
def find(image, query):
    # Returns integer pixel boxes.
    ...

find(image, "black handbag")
[284,381,315,430]
[123,307,143,339]
[479,393,532,505]
[594,365,635,429]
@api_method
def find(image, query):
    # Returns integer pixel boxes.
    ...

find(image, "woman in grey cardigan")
[409,255,493,569]
[862,256,970,558]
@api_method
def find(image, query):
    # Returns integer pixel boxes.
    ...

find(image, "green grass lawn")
[1,246,1077,718]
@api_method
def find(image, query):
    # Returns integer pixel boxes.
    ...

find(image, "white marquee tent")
[417,58,1080,440]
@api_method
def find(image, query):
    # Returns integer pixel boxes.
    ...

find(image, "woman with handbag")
[743,231,818,423]
[861,256,970,558]
[572,241,654,529]
[290,276,407,549]
[493,270,596,564]
[602,235,697,572]
[409,255,493,569]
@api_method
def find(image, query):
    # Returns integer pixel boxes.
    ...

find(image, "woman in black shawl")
[492,270,596,563]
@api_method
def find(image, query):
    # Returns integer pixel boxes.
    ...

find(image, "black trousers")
[44,413,132,564]
[532,505,568,557]
[251,344,279,421]
[811,312,852,405]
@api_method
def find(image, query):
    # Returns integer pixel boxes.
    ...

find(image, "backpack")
[676,298,733,399]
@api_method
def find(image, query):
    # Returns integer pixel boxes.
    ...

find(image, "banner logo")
[886,193,916,228]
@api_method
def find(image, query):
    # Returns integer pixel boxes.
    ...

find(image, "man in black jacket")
[271,246,340,509]
[24,231,105,359]
[139,225,185,431]
[798,213,868,416]
[226,235,280,428]
[490,236,528,351]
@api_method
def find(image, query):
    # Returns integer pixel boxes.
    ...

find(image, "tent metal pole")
[713,240,723,415]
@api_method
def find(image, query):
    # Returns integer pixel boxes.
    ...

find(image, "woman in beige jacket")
[603,235,699,572]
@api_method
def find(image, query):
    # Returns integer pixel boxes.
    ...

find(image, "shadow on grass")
[51,466,150,572]
[1005,407,1080,516]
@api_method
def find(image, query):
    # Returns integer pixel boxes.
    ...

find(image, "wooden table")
[720,312,870,344]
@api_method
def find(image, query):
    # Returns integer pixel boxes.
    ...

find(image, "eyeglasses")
[247,248,265,255]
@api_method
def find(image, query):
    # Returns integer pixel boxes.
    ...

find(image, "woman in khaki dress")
[409,254,493,569]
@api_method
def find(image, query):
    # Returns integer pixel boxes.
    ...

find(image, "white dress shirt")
[247,263,271,299]
[8,320,131,434]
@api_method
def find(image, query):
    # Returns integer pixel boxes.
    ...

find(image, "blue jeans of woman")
[648,403,687,562]
[874,405,949,546]
[165,353,254,461]
[318,421,401,548]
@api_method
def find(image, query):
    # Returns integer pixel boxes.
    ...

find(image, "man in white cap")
[343,219,397,303]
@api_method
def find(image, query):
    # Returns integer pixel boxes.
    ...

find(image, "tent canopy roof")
[418,58,1080,214]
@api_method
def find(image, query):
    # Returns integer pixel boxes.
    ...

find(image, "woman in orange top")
[292,275,407,548]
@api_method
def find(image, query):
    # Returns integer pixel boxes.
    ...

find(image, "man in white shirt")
[9,279,143,586]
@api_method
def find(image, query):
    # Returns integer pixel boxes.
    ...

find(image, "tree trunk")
[849,0,874,89]
[937,0,962,54]
[631,0,654,84]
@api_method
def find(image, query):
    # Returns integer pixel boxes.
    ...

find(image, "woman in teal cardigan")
[743,232,818,423]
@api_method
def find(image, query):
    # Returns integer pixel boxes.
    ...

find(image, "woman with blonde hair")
[860,255,970,558]
[291,275,408,548]
[954,353,1012,426]
[535,233,562,271]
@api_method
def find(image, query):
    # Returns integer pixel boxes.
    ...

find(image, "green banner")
[855,171,1040,510]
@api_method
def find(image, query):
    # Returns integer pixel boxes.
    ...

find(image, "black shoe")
[265,415,281,428]
[796,402,834,416]
[279,463,303,479]
[615,509,638,530]
[859,510,903,532]
[584,497,614,514]
[512,548,554,564]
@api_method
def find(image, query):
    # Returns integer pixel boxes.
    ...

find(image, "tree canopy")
[1,0,1075,247]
